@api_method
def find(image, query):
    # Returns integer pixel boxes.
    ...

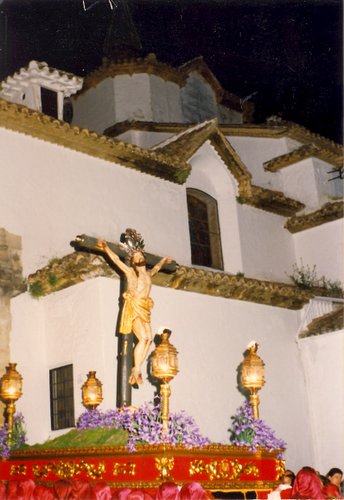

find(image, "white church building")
[0,52,343,475]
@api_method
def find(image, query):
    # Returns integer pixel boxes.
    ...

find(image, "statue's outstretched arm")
[96,239,130,276]
[150,256,172,277]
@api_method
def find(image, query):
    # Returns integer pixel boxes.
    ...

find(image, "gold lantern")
[241,341,265,419]
[0,363,23,443]
[151,328,179,433]
[81,371,103,410]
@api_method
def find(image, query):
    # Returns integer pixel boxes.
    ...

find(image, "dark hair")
[320,475,330,486]
[284,470,296,485]
[327,468,343,478]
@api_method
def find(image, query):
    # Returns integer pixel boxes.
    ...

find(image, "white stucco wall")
[313,158,343,202]
[297,330,344,473]
[72,78,115,134]
[150,75,183,123]
[293,219,344,285]
[11,276,312,472]
[226,136,291,190]
[0,127,190,276]
[280,159,320,209]
[238,205,295,282]
[72,74,183,134]
[114,74,153,123]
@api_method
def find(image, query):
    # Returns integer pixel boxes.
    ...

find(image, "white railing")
[296,296,344,337]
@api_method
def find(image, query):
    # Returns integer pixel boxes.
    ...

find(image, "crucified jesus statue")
[95,229,171,386]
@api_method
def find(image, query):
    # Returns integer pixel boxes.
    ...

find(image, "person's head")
[131,251,146,269]
[155,482,179,500]
[292,466,325,500]
[282,469,295,486]
[327,468,343,488]
[179,482,213,500]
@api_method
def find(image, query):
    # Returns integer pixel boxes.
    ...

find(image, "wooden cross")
[71,233,177,407]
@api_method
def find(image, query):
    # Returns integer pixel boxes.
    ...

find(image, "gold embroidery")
[32,460,105,480]
[189,459,259,481]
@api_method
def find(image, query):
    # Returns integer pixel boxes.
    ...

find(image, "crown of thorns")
[119,228,145,257]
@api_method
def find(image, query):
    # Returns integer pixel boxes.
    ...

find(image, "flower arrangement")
[11,412,27,450]
[0,424,9,459]
[228,401,286,457]
[77,399,209,452]
[0,413,27,459]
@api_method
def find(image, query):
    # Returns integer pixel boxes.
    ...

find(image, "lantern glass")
[82,371,103,409]
[241,352,265,391]
[151,331,179,382]
[0,363,23,402]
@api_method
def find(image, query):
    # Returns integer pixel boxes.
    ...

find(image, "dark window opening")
[41,87,58,119]
[63,98,73,123]
[187,188,223,270]
[49,364,75,431]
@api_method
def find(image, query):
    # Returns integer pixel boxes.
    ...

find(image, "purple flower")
[76,399,209,451]
[0,413,26,458]
[0,425,10,459]
[228,401,286,458]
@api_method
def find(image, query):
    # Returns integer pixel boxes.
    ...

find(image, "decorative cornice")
[264,144,342,171]
[221,121,343,155]
[285,201,344,233]
[241,185,305,217]
[107,120,343,154]
[0,99,190,184]
[79,54,246,117]
[152,119,219,160]
[80,54,187,94]
[285,122,343,155]
[299,305,344,338]
[105,121,288,139]
[11,443,281,460]
[26,252,343,310]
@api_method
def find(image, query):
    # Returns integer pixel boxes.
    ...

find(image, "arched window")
[187,188,223,269]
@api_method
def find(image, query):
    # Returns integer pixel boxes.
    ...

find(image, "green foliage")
[236,272,245,278]
[25,427,129,450]
[289,261,317,288]
[175,168,190,184]
[236,195,245,204]
[47,273,58,287]
[28,281,44,298]
[289,261,343,293]
[317,276,343,293]
[48,257,60,266]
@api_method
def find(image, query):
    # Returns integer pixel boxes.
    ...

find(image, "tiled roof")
[299,305,344,337]
[285,201,343,233]
[27,251,343,310]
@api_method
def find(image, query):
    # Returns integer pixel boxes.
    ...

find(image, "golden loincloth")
[119,292,154,334]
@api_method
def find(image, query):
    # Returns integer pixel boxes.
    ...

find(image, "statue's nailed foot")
[129,368,143,385]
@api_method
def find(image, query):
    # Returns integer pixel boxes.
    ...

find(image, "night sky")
[0,0,342,143]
